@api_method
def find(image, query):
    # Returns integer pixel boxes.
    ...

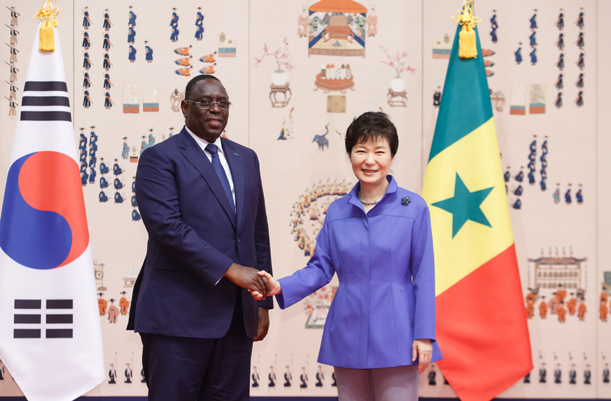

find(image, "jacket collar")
[347,175,398,213]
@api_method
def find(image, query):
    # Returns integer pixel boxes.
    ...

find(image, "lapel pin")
[401,196,411,206]
[234,153,239,156]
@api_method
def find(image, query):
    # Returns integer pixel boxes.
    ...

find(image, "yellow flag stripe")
[422,118,514,296]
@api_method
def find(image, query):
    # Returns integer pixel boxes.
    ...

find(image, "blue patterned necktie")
[205,143,235,214]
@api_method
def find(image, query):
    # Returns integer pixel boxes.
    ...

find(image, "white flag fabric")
[0,22,104,401]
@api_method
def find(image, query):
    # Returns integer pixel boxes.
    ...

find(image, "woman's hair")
[344,112,398,157]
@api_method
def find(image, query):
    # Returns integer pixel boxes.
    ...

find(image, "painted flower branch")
[380,45,415,78]
[254,35,294,72]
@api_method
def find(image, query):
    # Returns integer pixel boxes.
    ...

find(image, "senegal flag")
[421,3,533,401]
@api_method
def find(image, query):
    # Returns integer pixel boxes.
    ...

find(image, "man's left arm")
[253,153,273,341]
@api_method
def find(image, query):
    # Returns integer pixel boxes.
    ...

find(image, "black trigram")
[19,81,72,122]
[13,299,74,339]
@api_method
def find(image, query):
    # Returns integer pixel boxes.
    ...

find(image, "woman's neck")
[359,178,389,203]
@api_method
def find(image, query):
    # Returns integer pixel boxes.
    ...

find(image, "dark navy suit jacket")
[127,127,273,338]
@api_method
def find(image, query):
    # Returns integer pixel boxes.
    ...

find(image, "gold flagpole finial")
[33,0,59,52]
[451,0,480,59]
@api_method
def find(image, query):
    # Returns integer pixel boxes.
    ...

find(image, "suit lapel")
[222,138,244,229]
[178,128,236,229]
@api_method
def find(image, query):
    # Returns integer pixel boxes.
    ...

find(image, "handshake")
[249,271,281,301]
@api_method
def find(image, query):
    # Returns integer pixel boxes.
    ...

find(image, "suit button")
[237,237,241,243]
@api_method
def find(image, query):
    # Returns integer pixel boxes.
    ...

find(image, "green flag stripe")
[428,23,493,162]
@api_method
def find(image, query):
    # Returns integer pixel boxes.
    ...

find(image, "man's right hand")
[224,263,271,300]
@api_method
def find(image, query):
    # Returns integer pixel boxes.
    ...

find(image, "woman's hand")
[412,339,433,374]
[249,271,282,300]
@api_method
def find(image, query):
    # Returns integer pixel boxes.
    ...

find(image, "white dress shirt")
[185,126,236,210]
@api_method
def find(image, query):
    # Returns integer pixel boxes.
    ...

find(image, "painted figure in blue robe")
[540,170,547,181]
[80,160,87,172]
[104,92,113,109]
[504,169,511,183]
[103,74,112,90]
[99,191,108,202]
[100,177,109,189]
[113,161,122,176]
[576,73,584,88]
[103,10,111,30]
[514,185,523,197]
[540,158,547,169]
[170,10,179,27]
[556,74,563,90]
[528,153,536,162]
[553,187,560,203]
[103,33,111,50]
[577,53,585,70]
[89,155,97,168]
[121,138,129,159]
[103,53,112,70]
[132,180,136,193]
[140,136,147,155]
[129,45,136,62]
[82,8,90,29]
[145,42,153,63]
[195,24,204,41]
[540,180,547,191]
[513,199,522,210]
[577,32,584,50]
[147,132,155,147]
[528,170,535,185]
[555,92,563,108]
[132,209,141,221]
[83,53,91,69]
[529,31,537,47]
[168,127,174,137]
[530,48,537,65]
[576,91,584,107]
[128,27,136,44]
[541,140,548,155]
[577,10,584,29]
[131,195,138,207]
[515,170,524,182]
[114,178,123,190]
[114,192,124,204]
[83,90,91,107]
[79,133,87,150]
[170,27,180,42]
[89,140,98,152]
[82,32,91,49]
[529,138,536,153]
[83,72,91,88]
[557,53,564,70]
[89,168,97,184]
[557,9,564,30]
[128,10,137,26]
[514,44,523,64]
[565,189,572,204]
[490,11,498,29]
[530,11,537,30]
[490,26,498,43]
[90,129,98,144]
[81,171,88,186]
[100,158,109,174]
[576,188,583,204]
[557,33,564,50]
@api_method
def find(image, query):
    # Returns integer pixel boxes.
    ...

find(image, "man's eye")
[218,102,229,108]
[200,100,212,107]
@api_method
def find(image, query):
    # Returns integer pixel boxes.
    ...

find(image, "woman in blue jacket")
[254,112,441,400]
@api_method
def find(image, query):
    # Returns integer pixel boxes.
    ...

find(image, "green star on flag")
[432,173,494,238]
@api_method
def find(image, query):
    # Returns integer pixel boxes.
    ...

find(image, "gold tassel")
[33,0,59,52]
[452,0,480,59]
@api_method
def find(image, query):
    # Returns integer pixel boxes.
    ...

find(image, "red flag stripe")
[436,244,533,401]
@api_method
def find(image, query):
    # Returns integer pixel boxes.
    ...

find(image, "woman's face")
[349,136,394,187]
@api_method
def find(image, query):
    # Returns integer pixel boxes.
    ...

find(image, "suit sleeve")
[253,153,274,309]
[276,216,335,309]
[409,204,437,342]
[136,145,233,287]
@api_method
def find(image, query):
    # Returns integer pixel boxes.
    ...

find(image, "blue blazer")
[127,127,273,338]
[277,177,442,368]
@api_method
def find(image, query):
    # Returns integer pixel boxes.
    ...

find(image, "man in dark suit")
[127,74,273,401]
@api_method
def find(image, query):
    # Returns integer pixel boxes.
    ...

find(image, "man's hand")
[412,339,433,374]
[224,263,270,299]
[250,271,282,300]
[253,307,269,342]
